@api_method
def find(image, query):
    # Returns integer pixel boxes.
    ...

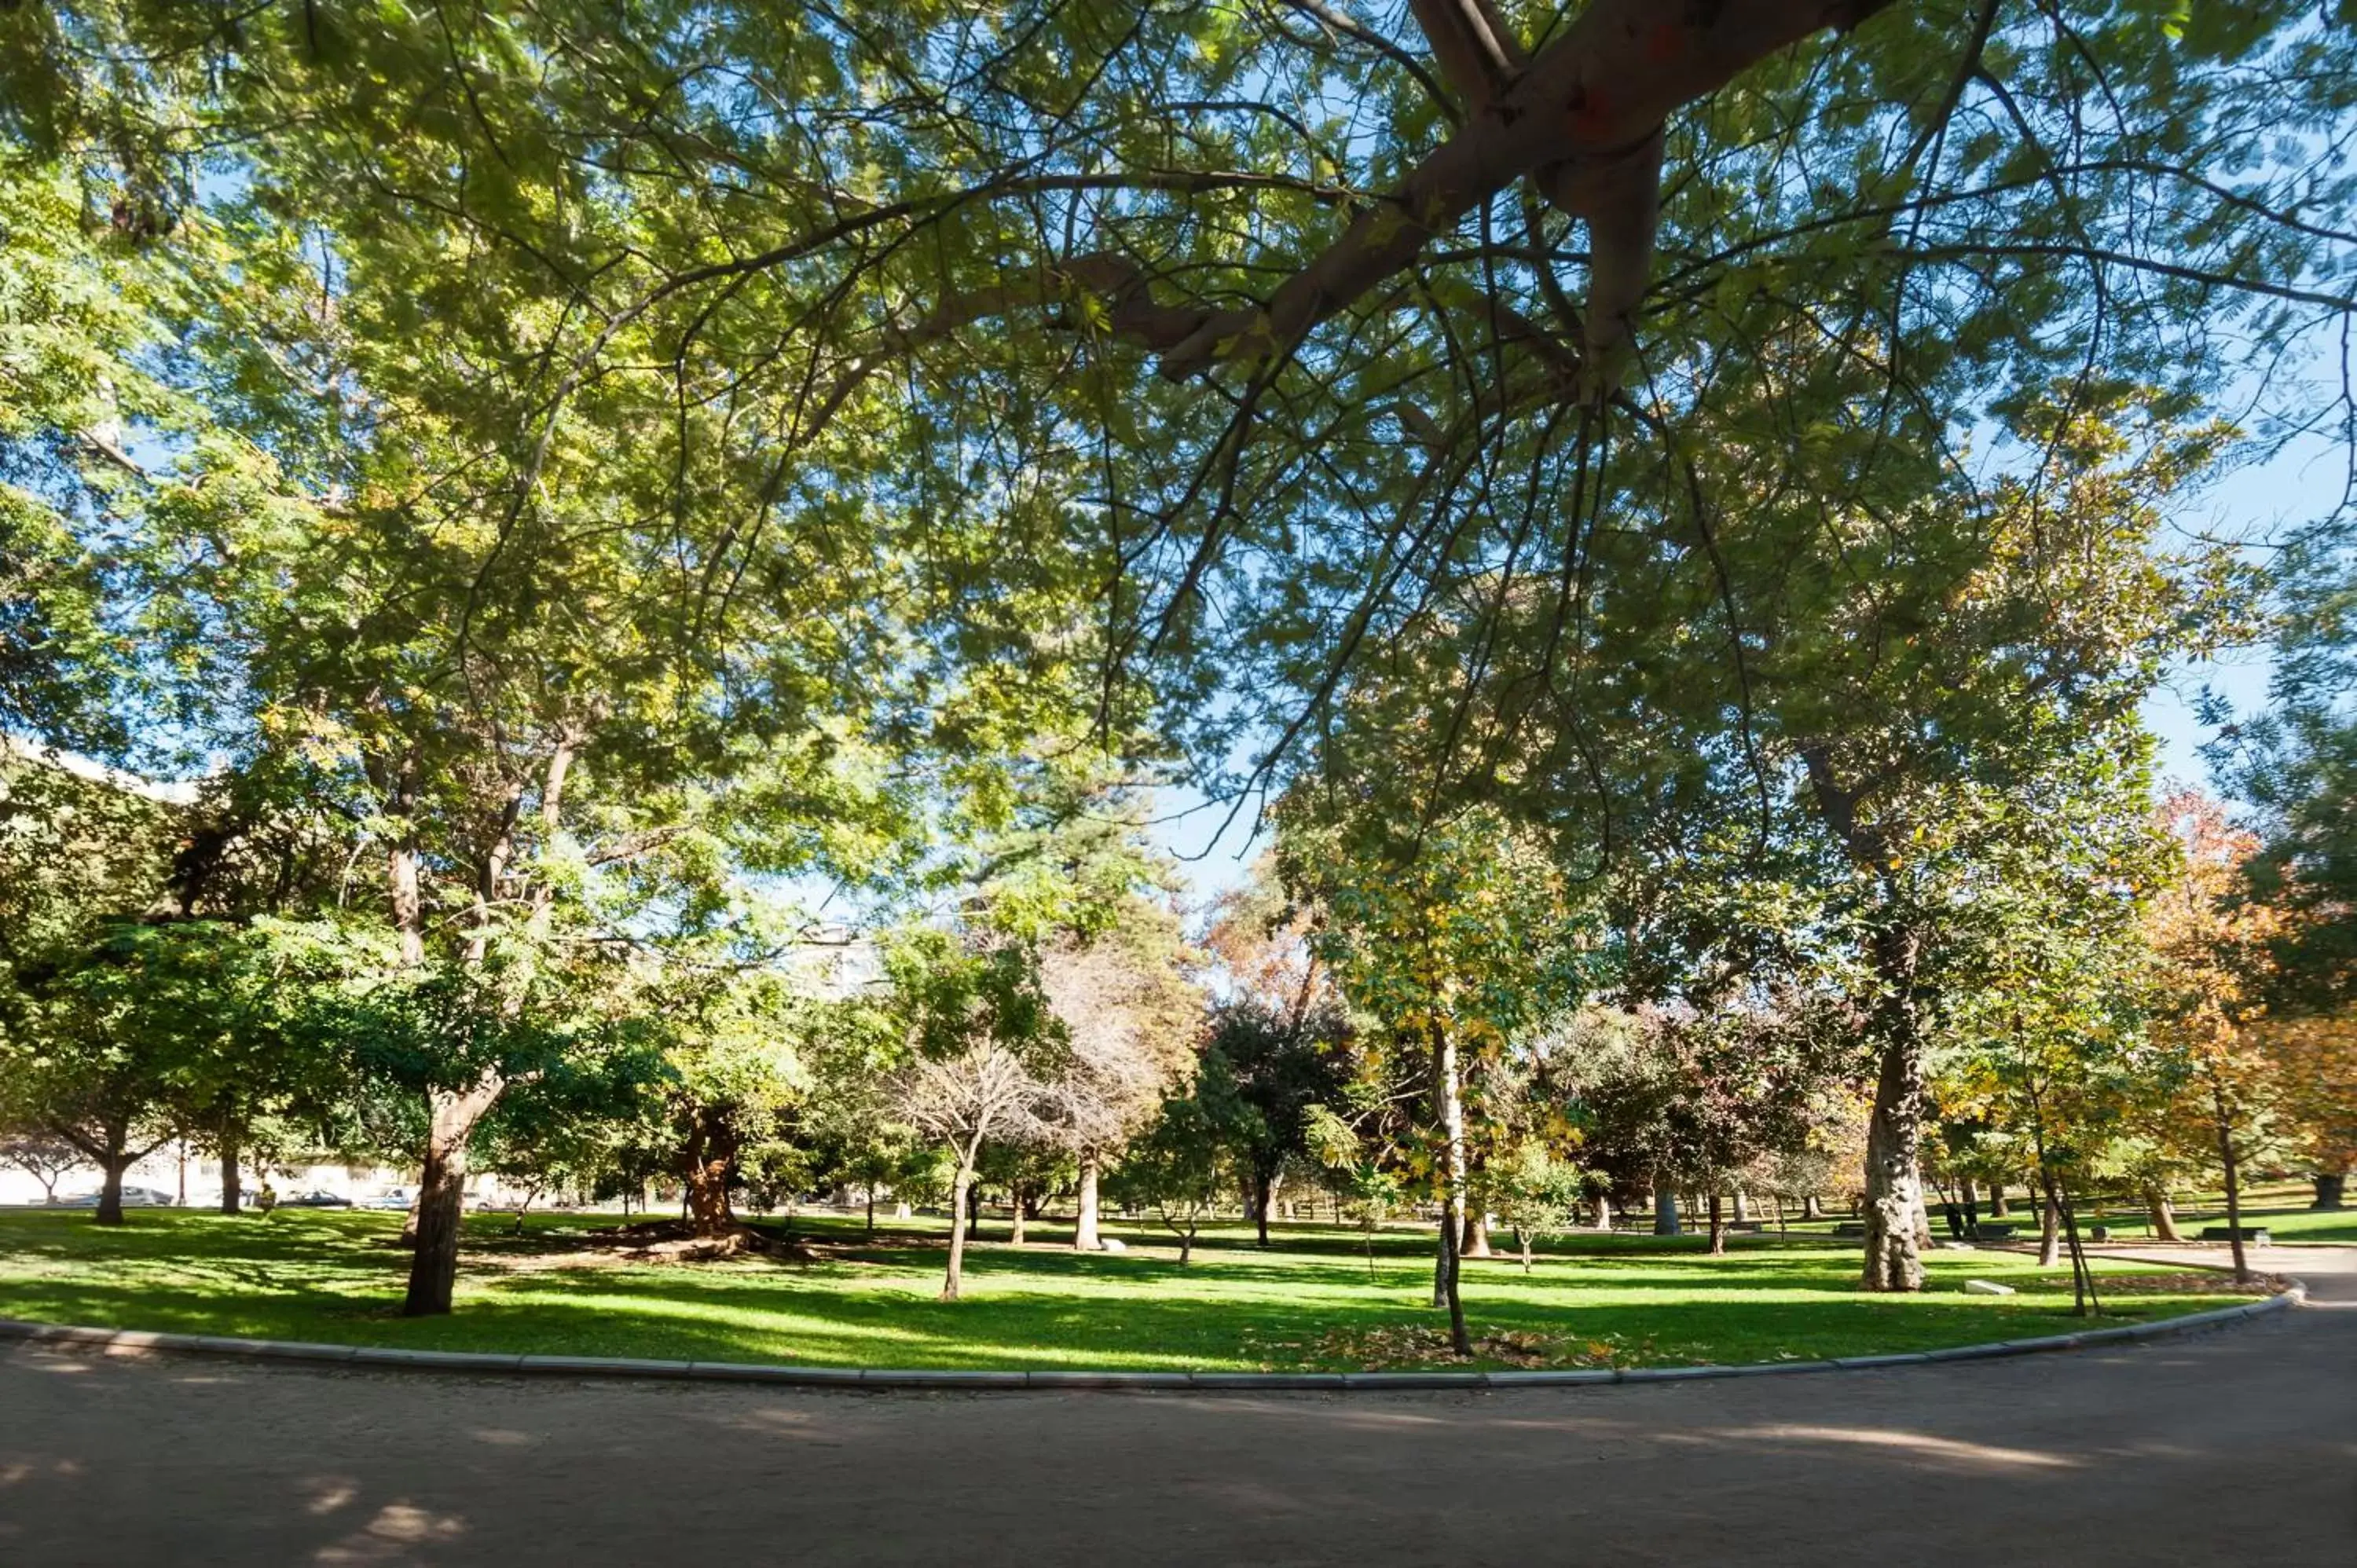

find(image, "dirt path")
[5,1245,2351,1566]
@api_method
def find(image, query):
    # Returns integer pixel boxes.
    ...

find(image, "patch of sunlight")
[1739,1424,2085,1471]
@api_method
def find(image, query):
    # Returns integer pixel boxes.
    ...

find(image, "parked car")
[54,1186,176,1208]
[362,1188,412,1210]
[278,1189,354,1208]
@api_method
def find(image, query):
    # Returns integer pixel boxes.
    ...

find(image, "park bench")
[1967,1224,2017,1241]
[2198,1225,2271,1244]
[1831,1222,1865,1236]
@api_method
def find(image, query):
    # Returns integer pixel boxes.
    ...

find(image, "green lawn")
[2060,1181,2357,1245]
[1731,1181,2357,1247]
[0,1208,2273,1372]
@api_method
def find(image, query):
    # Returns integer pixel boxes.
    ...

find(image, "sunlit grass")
[0,1207,2265,1372]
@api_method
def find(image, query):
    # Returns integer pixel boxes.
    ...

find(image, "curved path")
[4,1245,2351,1566]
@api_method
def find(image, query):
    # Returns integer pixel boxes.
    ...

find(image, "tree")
[2220,524,2357,1211]
[1196,998,1353,1247]
[1200,861,1355,1245]
[16,11,2346,888]
[1566,1000,1835,1255]
[1108,1090,1230,1265]
[1033,900,1200,1251]
[632,939,816,1245]
[1489,1145,1585,1275]
[2260,1017,2357,1211]
[0,921,278,1223]
[0,1131,83,1203]
[1282,800,1590,1354]
[1736,402,2228,1290]
[2146,791,2288,1284]
[891,935,1060,1302]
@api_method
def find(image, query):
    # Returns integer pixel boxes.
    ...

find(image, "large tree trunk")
[402,1073,501,1317]
[1859,1031,1929,1291]
[1805,757,1927,1292]
[94,1137,130,1228]
[1591,1192,1613,1230]
[1009,1189,1027,1247]
[1428,1019,1472,1355]
[678,1105,741,1239]
[1707,1191,1727,1255]
[218,1119,242,1216]
[2037,1186,2062,1268]
[1987,1181,2010,1218]
[1653,1184,1681,1236]
[1072,1156,1102,1251]
[2146,1189,2186,1243]
[1461,1211,1493,1258]
[2313,1172,2345,1211]
[1731,1189,1750,1224]
[1802,1193,1824,1221]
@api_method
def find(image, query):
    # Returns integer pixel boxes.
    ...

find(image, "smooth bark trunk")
[1707,1191,1727,1255]
[1428,1019,1472,1355]
[1009,1190,1027,1247]
[1073,1156,1102,1250]
[1731,1190,1749,1223]
[2146,1190,2185,1243]
[1987,1181,2010,1218]
[2038,1188,2062,1268]
[1591,1192,1613,1231]
[1802,1193,1824,1221]
[1653,1185,1681,1236]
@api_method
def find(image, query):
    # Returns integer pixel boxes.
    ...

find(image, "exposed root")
[583,1218,813,1264]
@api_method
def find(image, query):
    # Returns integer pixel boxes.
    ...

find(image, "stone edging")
[0,1280,2304,1393]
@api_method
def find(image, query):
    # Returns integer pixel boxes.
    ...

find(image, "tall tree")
[1281,799,1589,1354]
[2146,790,2289,1284]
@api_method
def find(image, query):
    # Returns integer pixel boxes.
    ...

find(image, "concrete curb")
[0,1278,2304,1394]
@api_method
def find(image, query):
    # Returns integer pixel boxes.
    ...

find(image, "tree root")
[585,1218,813,1264]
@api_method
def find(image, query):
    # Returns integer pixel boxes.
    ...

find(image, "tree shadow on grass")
[0,1207,2256,1372]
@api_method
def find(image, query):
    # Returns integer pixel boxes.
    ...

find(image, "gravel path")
[4,1244,2350,1566]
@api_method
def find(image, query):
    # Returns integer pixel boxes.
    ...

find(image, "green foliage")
[1106,1091,1233,1259]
